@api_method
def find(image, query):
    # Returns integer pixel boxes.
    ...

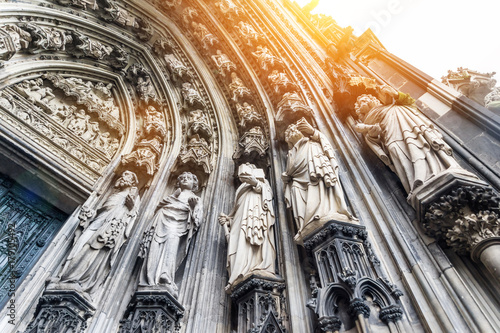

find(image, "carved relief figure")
[17,78,56,105]
[219,164,276,291]
[236,102,263,129]
[2,24,31,50]
[145,105,167,139]
[283,118,354,242]
[268,70,299,95]
[191,22,219,49]
[229,72,251,102]
[102,0,139,28]
[54,171,139,297]
[66,109,90,137]
[72,31,113,60]
[188,109,212,140]
[181,82,205,109]
[18,23,73,53]
[235,21,261,46]
[139,172,203,298]
[164,54,191,82]
[215,0,243,21]
[211,50,236,77]
[354,86,465,194]
[252,45,284,71]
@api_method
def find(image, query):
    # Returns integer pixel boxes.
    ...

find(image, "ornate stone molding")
[23,290,95,333]
[230,276,286,333]
[119,291,184,333]
[304,221,403,330]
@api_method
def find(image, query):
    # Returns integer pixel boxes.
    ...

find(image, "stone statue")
[354,85,462,195]
[219,164,276,291]
[282,118,355,242]
[252,45,283,71]
[229,72,251,102]
[54,171,139,298]
[139,172,203,298]
[211,50,236,77]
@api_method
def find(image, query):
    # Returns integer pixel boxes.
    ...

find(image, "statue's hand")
[125,195,135,210]
[188,196,199,209]
[368,124,382,137]
[296,118,315,136]
[282,172,291,183]
[239,174,258,186]
[218,214,228,225]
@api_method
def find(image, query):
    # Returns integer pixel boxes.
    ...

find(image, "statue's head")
[116,170,138,188]
[175,172,199,192]
[354,94,381,119]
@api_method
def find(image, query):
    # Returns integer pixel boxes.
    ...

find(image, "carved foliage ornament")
[424,185,500,255]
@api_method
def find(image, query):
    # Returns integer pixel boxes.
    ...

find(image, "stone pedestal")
[407,168,486,221]
[304,220,403,331]
[23,290,95,333]
[119,290,184,333]
[230,276,286,333]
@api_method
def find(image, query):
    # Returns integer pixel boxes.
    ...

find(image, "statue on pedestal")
[54,171,139,298]
[139,172,203,298]
[219,164,276,291]
[282,118,355,242]
[354,85,463,195]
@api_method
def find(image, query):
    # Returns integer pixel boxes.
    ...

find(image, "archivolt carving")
[44,74,125,135]
[215,0,244,21]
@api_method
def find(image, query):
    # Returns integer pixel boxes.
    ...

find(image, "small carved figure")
[215,0,243,21]
[164,54,191,82]
[268,70,299,95]
[181,82,205,109]
[229,72,251,102]
[66,109,90,137]
[2,24,31,50]
[354,86,463,194]
[181,7,199,27]
[219,163,276,291]
[72,32,113,60]
[18,78,56,105]
[187,109,212,140]
[191,22,219,50]
[145,105,167,139]
[236,102,263,129]
[283,118,354,242]
[211,50,236,77]
[81,121,100,142]
[102,0,139,28]
[235,21,261,46]
[55,171,139,297]
[252,45,284,71]
[139,172,203,298]
[18,23,72,53]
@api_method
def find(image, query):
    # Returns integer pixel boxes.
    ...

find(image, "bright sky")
[294,0,500,81]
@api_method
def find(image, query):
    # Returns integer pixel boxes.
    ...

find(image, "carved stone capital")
[23,290,95,333]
